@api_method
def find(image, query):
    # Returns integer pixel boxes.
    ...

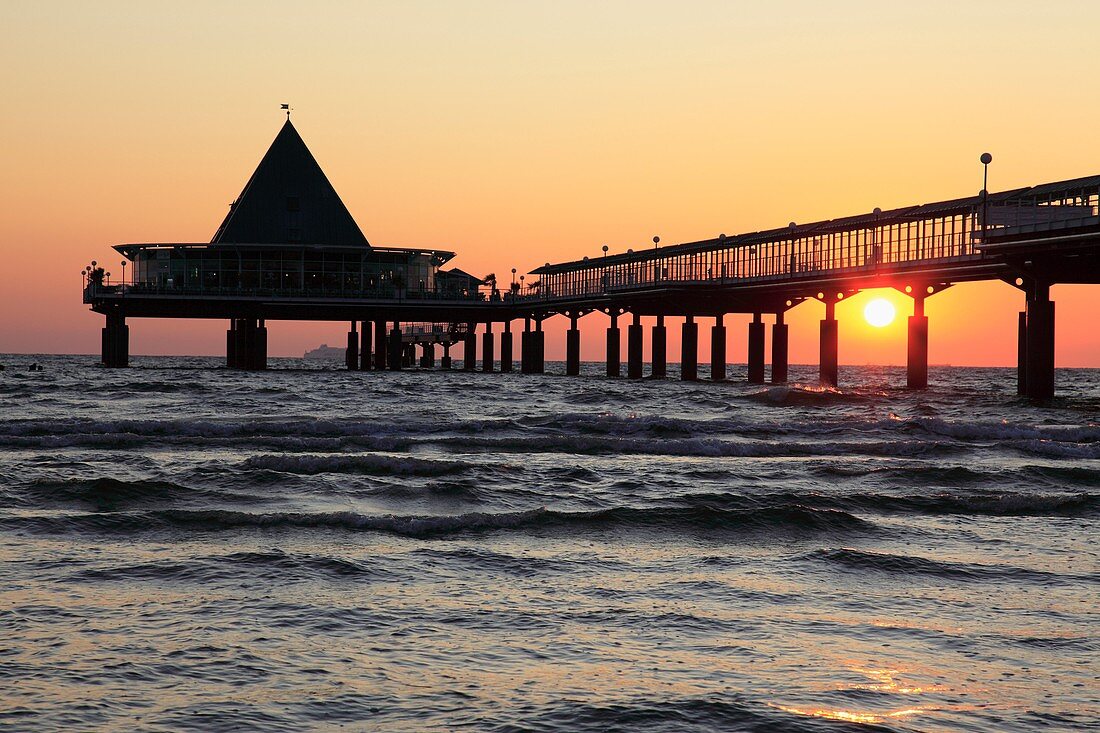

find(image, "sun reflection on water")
[774,704,927,724]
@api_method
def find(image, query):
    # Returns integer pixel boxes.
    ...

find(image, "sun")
[864,298,896,328]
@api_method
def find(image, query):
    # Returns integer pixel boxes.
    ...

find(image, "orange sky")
[1,1,1097,365]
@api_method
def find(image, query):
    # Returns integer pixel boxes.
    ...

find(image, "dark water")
[1,354,1098,732]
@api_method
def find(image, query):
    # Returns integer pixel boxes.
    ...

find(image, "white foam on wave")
[243,453,470,476]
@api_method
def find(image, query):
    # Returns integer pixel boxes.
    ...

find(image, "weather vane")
[281,103,292,120]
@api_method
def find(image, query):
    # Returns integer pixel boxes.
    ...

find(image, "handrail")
[526,180,1099,302]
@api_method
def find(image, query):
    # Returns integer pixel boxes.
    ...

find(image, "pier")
[84,121,1100,400]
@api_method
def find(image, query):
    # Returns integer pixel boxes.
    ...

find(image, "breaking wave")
[804,548,1097,584]
[1,504,874,539]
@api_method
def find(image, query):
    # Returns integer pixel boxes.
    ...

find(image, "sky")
[1,0,1098,365]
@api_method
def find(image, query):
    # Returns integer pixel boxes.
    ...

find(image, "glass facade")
[126,244,452,298]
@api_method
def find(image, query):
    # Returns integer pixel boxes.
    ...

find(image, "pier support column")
[606,313,621,377]
[907,297,929,389]
[226,321,237,368]
[360,322,372,370]
[346,321,359,370]
[374,320,387,370]
[1024,286,1055,400]
[250,319,267,371]
[820,301,838,387]
[681,316,698,381]
[102,312,129,368]
[464,323,477,371]
[533,320,545,374]
[422,342,435,369]
[404,344,416,368]
[566,316,581,376]
[442,341,452,370]
[227,318,265,370]
[651,316,667,378]
[388,322,403,370]
[748,313,765,383]
[771,313,789,384]
[233,319,249,370]
[628,314,643,379]
[482,324,495,372]
[500,321,513,373]
[1017,311,1027,396]
[711,315,726,381]
[521,319,533,374]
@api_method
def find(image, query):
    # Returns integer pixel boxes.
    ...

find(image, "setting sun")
[864,298,897,328]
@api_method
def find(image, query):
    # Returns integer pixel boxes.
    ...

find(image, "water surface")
[1,355,1097,731]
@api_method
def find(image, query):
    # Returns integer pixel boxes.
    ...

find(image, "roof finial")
[281,103,291,120]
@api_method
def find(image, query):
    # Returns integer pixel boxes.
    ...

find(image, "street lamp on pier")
[980,152,993,241]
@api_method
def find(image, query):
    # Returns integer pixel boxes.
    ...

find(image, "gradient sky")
[1,0,1098,365]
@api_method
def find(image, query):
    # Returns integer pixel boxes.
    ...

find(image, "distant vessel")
[303,344,345,360]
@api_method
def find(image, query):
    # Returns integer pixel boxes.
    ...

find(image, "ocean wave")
[804,548,1095,584]
[499,697,833,733]
[11,477,264,510]
[428,435,969,459]
[1012,439,1100,459]
[1,504,874,539]
[810,462,1100,487]
[904,416,1100,443]
[740,384,885,407]
[676,489,1099,517]
[2,411,1095,454]
[242,454,471,477]
[68,549,388,584]
[0,429,972,459]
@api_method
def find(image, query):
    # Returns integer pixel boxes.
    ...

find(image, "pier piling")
[534,320,545,374]
[374,320,387,370]
[1024,286,1055,400]
[627,313,643,379]
[771,313,788,384]
[101,312,129,368]
[651,316,667,378]
[464,323,477,371]
[566,316,581,376]
[482,324,495,372]
[681,316,698,381]
[359,321,372,370]
[500,321,513,373]
[907,297,929,389]
[606,313,621,377]
[820,301,839,387]
[748,313,765,383]
[346,321,358,370]
[711,315,726,381]
[388,322,403,370]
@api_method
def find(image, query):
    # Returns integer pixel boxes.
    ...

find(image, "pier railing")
[82,281,499,304]
[527,175,1100,301]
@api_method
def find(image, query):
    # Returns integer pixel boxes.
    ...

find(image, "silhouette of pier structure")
[84,120,1100,400]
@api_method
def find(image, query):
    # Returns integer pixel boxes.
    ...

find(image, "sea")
[1,354,1097,732]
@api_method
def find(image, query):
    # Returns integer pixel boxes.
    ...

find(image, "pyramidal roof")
[211,119,370,247]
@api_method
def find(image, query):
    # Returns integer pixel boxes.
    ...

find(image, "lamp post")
[872,207,881,266]
[121,260,127,287]
[980,152,992,241]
